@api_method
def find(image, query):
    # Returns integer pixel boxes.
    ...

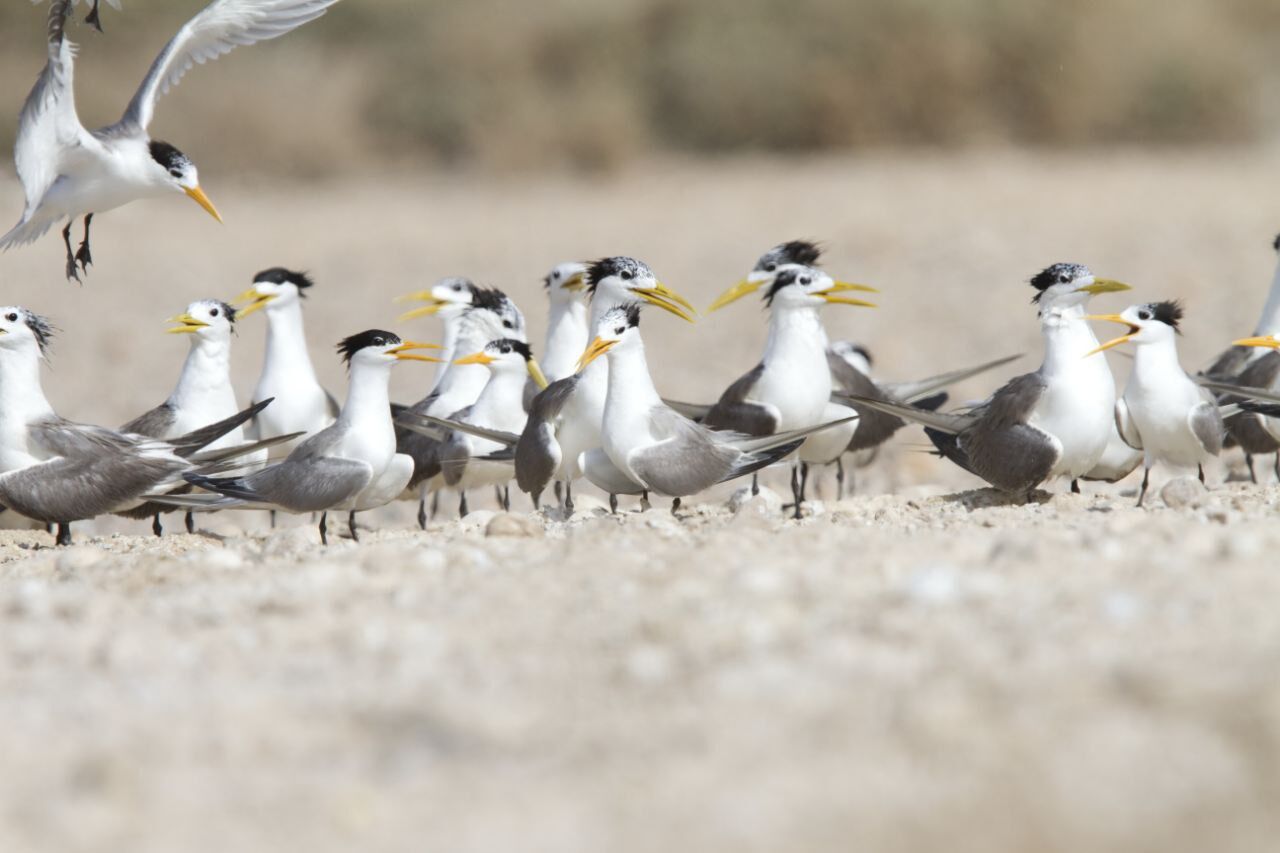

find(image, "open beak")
[634,281,697,322]
[395,290,454,321]
[707,279,761,313]
[232,287,274,318]
[166,312,208,334]
[576,336,617,372]
[389,341,443,363]
[562,272,586,292]
[815,282,878,308]
[183,185,222,223]
[1076,279,1132,296]
[527,358,550,390]
[1083,314,1140,356]
[1233,335,1280,349]
[453,350,495,366]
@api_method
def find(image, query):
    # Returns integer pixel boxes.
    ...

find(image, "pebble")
[1160,477,1207,509]
[485,513,544,538]
[56,546,105,573]
[728,486,782,513]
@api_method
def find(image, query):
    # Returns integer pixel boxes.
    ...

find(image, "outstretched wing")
[109,0,340,133]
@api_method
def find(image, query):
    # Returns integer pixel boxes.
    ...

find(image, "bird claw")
[64,254,81,282]
[75,242,92,274]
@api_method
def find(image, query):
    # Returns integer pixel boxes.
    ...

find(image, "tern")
[1200,234,1280,481]
[117,298,252,535]
[845,264,1131,499]
[702,264,877,516]
[1087,301,1224,506]
[395,276,480,393]
[437,339,549,515]
[530,262,590,403]
[0,306,273,545]
[170,330,441,544]
[578,305,856,514]
[2,0,340,279]
[234,267,339,456]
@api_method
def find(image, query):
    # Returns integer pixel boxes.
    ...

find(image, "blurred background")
[4,0,1280,175]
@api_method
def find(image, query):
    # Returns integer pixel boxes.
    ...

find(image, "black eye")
[453,284,462,290]
[169,168,182,178]
[620,270,633,280]
[799,276,811,285]
[614,326,624,334]
[1138,311,1150,320]
[503,320,513,329]
[5,313,16,322]
[373,337,385,346]
[552,271,561,280]
[765,263,777,272]
[1057,273,1069,284]
[210,308,219,317]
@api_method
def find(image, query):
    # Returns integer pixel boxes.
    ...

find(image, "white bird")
[846,264,1131,498]
[395,276,480,393]
[2,0,340,279]
[171,330,441,544]
[117,298,252,535]
[537,262,591,386]
[1087,301,1224,506]
[437,339,549,515]
[0,306,270,545]
[234,267,339,456]
[579,305,855,514]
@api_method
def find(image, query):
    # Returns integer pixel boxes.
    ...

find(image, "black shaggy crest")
[1144,300,1184,331]
[148,140,188,175]
[585,257,649,293]
[488,338,534,360]
[254,267,315,298]
[1029,262,1090,303]
[755,240,822,273]
[469,286,510,314]
[336,329,401,365]
[18,309,55,355]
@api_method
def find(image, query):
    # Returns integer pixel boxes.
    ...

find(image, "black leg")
[1137,468,1150,508]
[790,466,803,520]
[459,491,469,517]
[751,472,759,497]
[55,523,71,547]
[431,492,440,517]
[502,485,511,512]
[62,222,79,281]
[184,511,195,534]
[1246,453,1258,484]
[565,481,574,514]
[270,509,277,529]
[532,490,543,512]
[641,490,651,512]
[152,514,163,537]
[836,457,845,500]
[1274,454,1280,483]
[671,497,681,516]
[554,480,564,507]
[348,510,359,542]
[319,512,328,546]
[74,213,93,273]
[799,462,810,504]
[1198,464,1206,485]
[493,485,504,508]
[609,493,618,514]
[417,497,428,530]
[1071,479,1081,494]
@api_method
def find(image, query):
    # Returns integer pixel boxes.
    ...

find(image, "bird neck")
[1039,304,1104,375]
[430,325,492,408]
[170,337,233,411]
[764,305,828,364]
[543,299,590,382]
[604,338,661,417]
[0,349,54,427]
[431,314,466,393]
[1254,258,1280,335]
[1130,335,1184,381]
[339,362,393,427]
[472,368,530,424]
[263,303,321,384]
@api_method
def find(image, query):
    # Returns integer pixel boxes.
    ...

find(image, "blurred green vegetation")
[2,0,1279,174]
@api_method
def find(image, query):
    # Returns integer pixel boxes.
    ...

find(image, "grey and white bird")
[395,276,480,393]
[437,339,549,515]
[530,262,590,401]
[172,330,441,544]
[845,264,1131,499]
[2,0,340,279]
[1087,301,1224,505]
[0,306,270,545]
[117,298,251,535]
[234,267,339,456]
[578,305,856,514]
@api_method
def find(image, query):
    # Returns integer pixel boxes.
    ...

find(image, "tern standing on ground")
[2,0,341,279]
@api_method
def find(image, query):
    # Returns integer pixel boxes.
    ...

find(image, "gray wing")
[827,354,915,451]
[119,402,177,438]
[1218,351,1280,454]
[211,448,371,512]
[1190,400,1225,457]
[1202,345,1256,382]
[703,363,777,436]
[628,406,739,496]
[955,372,1059,493]
[878,353,1024,402]
[106,0,341,134]
[515,375,578,497]
[395,392,444,488]
[438,406,475,487]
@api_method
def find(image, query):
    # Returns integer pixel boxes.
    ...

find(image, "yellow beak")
[562,272,586,292]
[1233,335,1280,349]
[576,336,617,372]
[527,358,550,389]
[183,185,223,223]
[1082,314,1140,357]
[816,281,878,308]
[395,289,456,321]
[707,279,761,313]
[634,281,697,322]
[232,287,274,318]
[389,341,444,362]
[453,350,495,366]
[166,312,208,334]
[1076,279,1132,296]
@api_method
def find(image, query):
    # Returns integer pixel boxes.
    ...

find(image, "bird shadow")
[940,487,1054,509]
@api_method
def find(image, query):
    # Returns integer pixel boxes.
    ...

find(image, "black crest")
[600,304,640,334]
[254,267,315,298]
[585,257,649,293]
[755,240,822,273]
[624,302,642,328]
[1029,262,1090,303]
[16,309,55,355]
[336,329,401,364]
[1145,300,1184,331]
[489,338,534,360]
[148,140,188,175]
[469,286,510,314]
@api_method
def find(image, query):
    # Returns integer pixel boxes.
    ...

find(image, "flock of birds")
[3,1,1280,547]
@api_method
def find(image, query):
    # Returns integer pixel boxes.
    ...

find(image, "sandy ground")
[1,151,1280,851]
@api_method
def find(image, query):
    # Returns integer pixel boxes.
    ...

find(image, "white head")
[233,267,316,319]
[147,140,221,222]
[830,340,874,375]
[166,299,235,346]
[543,262,589,308]
[396,276,478,323]
[1030,263,1132,313]
[707,247,877,313]
[585,257,695,322]
[335,329,441,372]
[576,305,643,371]
[453,337,549,389]
[0,307,54,361]
[457,287,528,345]
[1087,301,1185,355]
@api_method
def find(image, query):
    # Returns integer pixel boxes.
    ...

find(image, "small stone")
[728,485,782,514]
[459,510,496,531]
[198,548,244,571]
[1161,477,1207,509]
[730,495,783,531]
[56,546,104,573]
[485,513,544,538]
